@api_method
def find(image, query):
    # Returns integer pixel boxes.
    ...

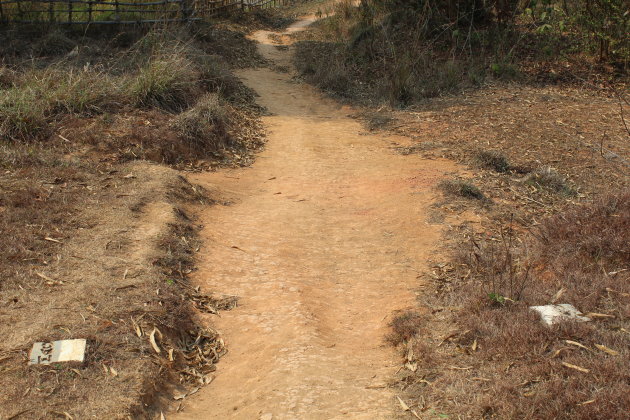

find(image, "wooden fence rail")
[0,0,289,24]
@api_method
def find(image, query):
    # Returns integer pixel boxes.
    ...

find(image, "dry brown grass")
[439,178,487,201]
[0,17,266,418]
[473,149,511,173]
[0,162,230,419]
[379,80,629,420]
[398,192,630,419]
[172,93,230,152]
[386,311,425,346]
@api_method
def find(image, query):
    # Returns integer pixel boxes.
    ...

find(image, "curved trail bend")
[173,16,457,420]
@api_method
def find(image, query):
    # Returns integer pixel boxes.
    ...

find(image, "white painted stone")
[29,339,87,365]
[530,304,591,326]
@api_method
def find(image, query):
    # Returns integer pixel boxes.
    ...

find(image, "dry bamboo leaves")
[50,412,73,420]
[102,364,119,377]
[550,287,566,303]
[190,293,239,314]
[584,312,615,319]
[565,340,590,351]
[149,328,163,354]
[562,340,620,356]
[35,272,63,286]
[594,344,620,356]
[561,362,590,373]
[397,396,410,411]
[179,329,226,386]
[131,317,143,337]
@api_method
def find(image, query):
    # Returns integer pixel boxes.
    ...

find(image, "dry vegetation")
[288,1,630,418]
[293,0,628,105]
[383,86,630,420]
[0,14,275,418]
[0,24,266,168]
[0,165,224,419]
[397,193,629,419]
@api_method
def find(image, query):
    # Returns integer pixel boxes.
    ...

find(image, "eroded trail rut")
[173,18,456,420]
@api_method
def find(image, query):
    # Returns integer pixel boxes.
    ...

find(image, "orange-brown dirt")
[169,16,460,420]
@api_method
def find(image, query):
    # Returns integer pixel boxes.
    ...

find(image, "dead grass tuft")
[294,41,355,98]
[190,53,258,107]
[439,179,487,201]
[0,66,16,88]
[363,110,393,131]
[387,310,424,346]
[33,30,77,56]
[129,54,199,112]
[526,166,576,196]
[473,149,510,173]
[155,221,200,282]
[0,67,117,141]
[172,93,230,153]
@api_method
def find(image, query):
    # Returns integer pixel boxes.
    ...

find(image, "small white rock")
[530,304,591,326]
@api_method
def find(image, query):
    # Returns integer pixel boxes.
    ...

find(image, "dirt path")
[172,17,457,420]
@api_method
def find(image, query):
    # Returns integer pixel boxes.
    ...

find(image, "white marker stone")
[29,339,87,365]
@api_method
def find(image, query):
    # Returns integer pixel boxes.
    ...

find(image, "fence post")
[180,0,192,22]
[68,0,73,23]
[16,0,23,22]
[88,0,93,23]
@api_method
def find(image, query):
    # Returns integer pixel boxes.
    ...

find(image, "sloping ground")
[0,162,218,418]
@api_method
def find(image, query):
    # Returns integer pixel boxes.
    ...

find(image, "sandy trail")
[172,17,456,420]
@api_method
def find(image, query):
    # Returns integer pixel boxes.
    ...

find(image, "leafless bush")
[469,222,532,304]
[474,149,510,173]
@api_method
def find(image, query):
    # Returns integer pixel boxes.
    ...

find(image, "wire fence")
[0,0,289,24]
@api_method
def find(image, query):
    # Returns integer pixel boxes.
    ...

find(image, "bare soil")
[167,15,460,420]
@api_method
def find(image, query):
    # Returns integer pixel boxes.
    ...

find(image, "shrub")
[526,166,576,196]
[474,149,510,172]
[129,54,199,112]
[0,68,116,141]
[387,311,424,345]
[191,53,256,106]
[439,179,486,200]
[33,31,76,56]
[294,41,353,97]
[0,67,16,88]
[172,94,230,152]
